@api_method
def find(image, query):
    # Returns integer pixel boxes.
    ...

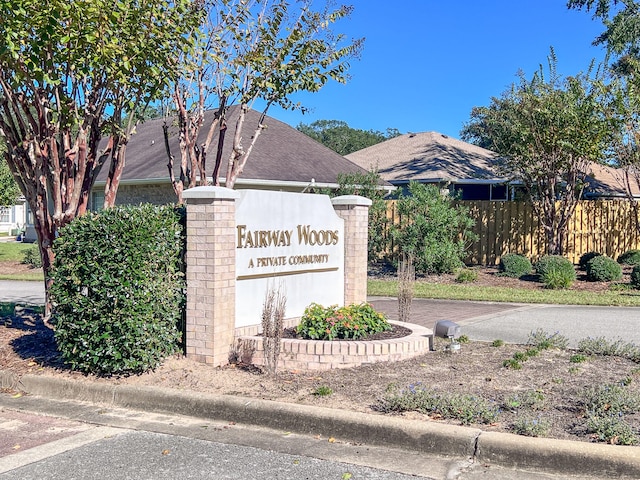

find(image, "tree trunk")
[104,137,125,208]
[31,202,56,319]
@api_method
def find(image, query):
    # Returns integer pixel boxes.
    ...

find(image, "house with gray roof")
[20,108,380,241]
[346,131,511,200]
[90,107,379,209]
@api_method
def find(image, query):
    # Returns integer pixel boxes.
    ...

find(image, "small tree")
[0,0,201,314]
[391,182,477,274]
[329,169,390,262]
[164,0,363,202]
[461,52,615,255]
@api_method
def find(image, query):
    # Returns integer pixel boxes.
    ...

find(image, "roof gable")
[346,132,508,183]
[96,107,370,186]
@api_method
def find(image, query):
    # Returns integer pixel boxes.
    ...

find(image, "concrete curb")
[3,371,640,478]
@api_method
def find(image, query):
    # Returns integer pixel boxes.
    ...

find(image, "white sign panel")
[235,190,344,328]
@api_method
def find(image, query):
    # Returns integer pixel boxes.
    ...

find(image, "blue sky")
[266,0,610,140]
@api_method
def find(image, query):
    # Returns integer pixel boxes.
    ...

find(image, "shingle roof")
[96,107,370,186]
[585,162,640,198]
[346,131,509,184]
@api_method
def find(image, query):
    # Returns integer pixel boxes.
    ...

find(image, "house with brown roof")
[90,108,379,209]
[346,131,640,201]
[583,162,640,199]
[346,131,512,200]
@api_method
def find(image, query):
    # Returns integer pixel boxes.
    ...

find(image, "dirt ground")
[0,261,37,276]
[1,265,640,445]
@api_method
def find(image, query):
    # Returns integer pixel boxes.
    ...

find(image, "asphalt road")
[0,280,45,305]
[1,429,422,480]
[2,281,640,348]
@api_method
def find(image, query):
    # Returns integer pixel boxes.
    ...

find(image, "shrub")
[534,255,575,289]
[586,414,638,445]
[504,390,545,411]
[512,416,551,437]
[527,329,568,350]
[379,384,499,424]
[455,268,478,283]
[623,251,640,269]
[21,245,42,268]
[50,204,185,376]
[296,302,391,340]
[618,249,640,266]
[631,265,640,289]
[577,336,640,361]
[534,255,568,276]
[391,182,477,274]
[498,253,532,278]
[331,170,389,262]
[583,383,640,416]
[583,383,640,445]
[586,255,622,282]
[578,251,601,270]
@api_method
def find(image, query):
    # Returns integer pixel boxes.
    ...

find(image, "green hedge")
[535,255,576,289]
[50,204,185,375]
[618,250,640,266]
[499,253,532,278]
[586,256,622,282]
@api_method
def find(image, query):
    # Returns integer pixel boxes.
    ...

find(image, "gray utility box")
[434,320,461,339]
[430,320,461,351]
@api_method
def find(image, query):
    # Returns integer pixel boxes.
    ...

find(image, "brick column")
[332,195,372,305]
[183,186,240,366]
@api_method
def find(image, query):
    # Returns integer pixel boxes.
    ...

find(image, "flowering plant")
[296,302,391,340]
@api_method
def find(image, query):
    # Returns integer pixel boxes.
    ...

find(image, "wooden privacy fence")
[385,200,640,265]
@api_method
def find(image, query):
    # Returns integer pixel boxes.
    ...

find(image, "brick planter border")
[235,321,433,371]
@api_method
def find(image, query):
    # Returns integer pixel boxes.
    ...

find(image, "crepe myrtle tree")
[163,0,363,202]
[0,0,202,314]
[569,1,640,233]
[461,52,616,255]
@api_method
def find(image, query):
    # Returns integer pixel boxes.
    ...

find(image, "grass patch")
[0,242,34,262]
[367,279,640,306]
[0,242,44,281]
[312,386,333,397]
[0,272,44,281]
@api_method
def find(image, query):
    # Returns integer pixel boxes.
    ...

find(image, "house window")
[91,192,105,211]
[490,184,508,201]
[0,206,11,223]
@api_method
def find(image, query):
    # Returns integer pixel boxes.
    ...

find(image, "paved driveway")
[369,297,640,348]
